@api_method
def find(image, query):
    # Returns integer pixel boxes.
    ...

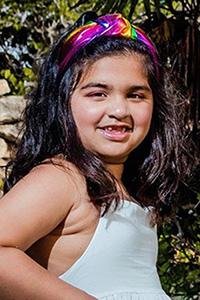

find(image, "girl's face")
[71,54,153,164]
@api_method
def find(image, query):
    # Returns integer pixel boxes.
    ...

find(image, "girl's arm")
[0,162,97,300]
[0,246,96,300]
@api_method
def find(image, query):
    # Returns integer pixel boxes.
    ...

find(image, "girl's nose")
[107,96,129,119]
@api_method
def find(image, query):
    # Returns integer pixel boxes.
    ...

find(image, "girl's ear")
[75,11,98,27]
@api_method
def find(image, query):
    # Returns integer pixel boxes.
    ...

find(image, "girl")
[0,12,195,300]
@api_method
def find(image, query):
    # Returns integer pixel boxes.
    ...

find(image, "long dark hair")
[4,12,197,222]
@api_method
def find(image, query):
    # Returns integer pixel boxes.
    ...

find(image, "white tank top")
[59,200,171,299]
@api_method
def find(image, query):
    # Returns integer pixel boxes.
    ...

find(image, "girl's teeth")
[105,127,126,132]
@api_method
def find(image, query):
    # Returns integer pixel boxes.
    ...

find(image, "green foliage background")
[0,1,199,299]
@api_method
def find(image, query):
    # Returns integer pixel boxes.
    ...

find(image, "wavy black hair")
[4,12,197,222]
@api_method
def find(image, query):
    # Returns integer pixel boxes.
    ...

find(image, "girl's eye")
[128,93,145,100]
[88,92,107,98]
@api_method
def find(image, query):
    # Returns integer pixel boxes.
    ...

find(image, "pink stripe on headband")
[58,14,158,75]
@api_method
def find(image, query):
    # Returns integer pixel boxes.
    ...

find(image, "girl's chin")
[99,154,129,164]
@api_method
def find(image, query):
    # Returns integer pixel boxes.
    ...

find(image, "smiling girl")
[71,55,153,167]
[0,12,194,300]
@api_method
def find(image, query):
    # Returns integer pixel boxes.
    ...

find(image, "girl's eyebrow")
[80,82,152,92]
[127,85,152,92]
[80,82,109,90]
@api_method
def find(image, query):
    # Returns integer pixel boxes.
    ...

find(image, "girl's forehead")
[78,54,148,88]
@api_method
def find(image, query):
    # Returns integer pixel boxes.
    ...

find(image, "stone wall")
[0,79,26,191]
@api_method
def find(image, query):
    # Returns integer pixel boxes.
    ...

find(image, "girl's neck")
[105,162,132,200]
[105,163,124,181]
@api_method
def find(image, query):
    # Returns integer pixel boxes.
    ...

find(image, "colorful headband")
[58,14,158,75]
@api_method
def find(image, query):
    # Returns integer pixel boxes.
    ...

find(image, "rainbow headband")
[58,14,158,74]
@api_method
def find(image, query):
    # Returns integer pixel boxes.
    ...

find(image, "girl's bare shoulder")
[31,156,85,186]
[0,158,86,251]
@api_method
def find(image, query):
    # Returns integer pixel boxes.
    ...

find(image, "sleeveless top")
[59,200,171,299]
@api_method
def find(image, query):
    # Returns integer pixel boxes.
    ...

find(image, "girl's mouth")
[98,125,132,141]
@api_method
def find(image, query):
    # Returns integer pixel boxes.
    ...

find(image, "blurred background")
[0,1,199,299]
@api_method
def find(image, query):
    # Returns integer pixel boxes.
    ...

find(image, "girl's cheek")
[83,105,105,121]
[133,106,153,126]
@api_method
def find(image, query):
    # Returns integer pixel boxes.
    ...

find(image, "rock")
[0,156,10,168]
[0,96,26,124]
[0,123,23,143]
[0,158,13,196]
[0,138,9,158]
[0,79,10,96]
[0,158,7,178]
